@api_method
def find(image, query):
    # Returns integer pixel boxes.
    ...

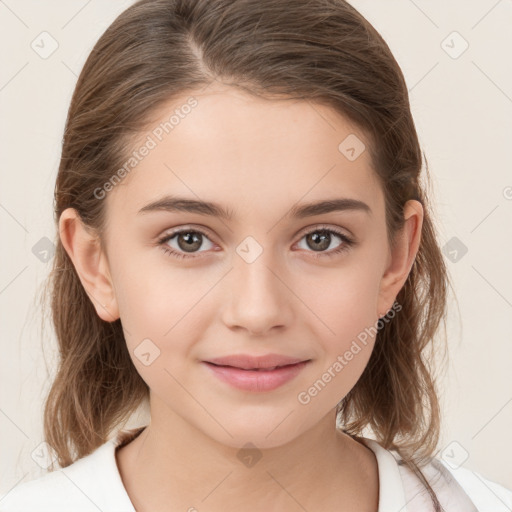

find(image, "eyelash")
[157,225,355,260]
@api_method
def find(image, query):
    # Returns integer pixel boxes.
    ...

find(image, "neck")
[115,396,379,511]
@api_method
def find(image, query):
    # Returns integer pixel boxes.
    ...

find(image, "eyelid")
[295,223,353,240]
[158,224,217,242]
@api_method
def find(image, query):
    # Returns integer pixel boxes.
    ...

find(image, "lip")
[202,354,311,392]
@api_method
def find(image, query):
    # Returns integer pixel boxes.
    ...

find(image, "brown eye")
[296,227,355,258]
[176,231,203,252]
[305,231,333,251]
[158,228,215,259]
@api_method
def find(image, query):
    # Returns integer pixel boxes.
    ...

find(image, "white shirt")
[1,427,511,511]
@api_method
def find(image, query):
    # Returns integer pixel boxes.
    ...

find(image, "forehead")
[106,85,383,221]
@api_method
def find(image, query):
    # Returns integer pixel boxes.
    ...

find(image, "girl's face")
[94,85,418,448]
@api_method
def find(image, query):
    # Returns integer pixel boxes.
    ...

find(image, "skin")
[59,84,423,511]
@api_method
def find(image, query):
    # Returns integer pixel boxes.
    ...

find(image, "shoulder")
[397,455,512,512]
[360,435,512,512]
[0,433,137,512]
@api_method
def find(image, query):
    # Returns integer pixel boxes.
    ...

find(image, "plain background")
[1,0,511,497]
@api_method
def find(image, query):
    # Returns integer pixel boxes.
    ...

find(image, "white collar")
[359,437,408,512]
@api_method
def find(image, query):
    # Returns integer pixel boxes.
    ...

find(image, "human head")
[44,3,450,504]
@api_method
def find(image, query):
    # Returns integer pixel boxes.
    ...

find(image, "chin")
[202,417,307,451]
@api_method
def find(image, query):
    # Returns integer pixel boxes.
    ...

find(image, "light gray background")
[1,0,511,497]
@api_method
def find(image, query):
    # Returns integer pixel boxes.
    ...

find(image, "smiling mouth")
[202,360,311,392]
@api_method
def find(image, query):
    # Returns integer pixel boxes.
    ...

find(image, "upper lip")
[205,353,309,370]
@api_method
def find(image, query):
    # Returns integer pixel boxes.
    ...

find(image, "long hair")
[42,1,454,509]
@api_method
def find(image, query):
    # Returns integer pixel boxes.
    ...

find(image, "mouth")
[202,359,311,392]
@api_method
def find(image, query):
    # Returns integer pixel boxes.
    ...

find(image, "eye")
[295,226,355,258]
[157,228,215,259]
[157,225,355,261]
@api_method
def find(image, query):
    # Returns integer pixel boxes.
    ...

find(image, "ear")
[377,199,423,318]
[59,208,120,322]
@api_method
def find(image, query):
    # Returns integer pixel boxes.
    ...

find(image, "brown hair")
[42,0,454,509]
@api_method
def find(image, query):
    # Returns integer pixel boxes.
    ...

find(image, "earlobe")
[58,208,120,322]
[376,200,423,318]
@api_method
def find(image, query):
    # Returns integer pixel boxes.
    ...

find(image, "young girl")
[1,0,511,511]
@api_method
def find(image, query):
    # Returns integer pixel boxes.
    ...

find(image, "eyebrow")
[137,195,371,220]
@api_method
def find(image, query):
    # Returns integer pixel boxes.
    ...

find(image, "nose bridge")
[222,236,293,333]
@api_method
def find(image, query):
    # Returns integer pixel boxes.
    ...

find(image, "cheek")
[112,244,194,322]
[295,259,382,397]
[300,260,381,340]
[112,254,218,358]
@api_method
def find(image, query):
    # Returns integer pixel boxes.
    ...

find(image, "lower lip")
[202,361,309,392]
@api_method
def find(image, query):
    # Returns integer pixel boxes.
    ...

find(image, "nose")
[221,249,294,336]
